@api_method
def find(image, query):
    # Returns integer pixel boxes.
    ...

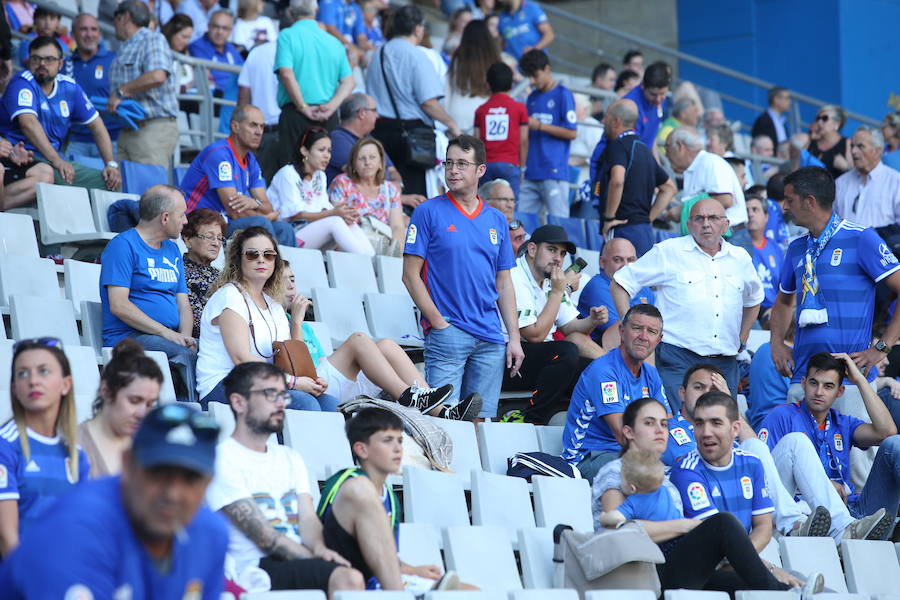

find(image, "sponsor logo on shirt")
[566,109,577,124]
[446,224,458,232]
[182,579,203,600]
[17,88,32,107]
[834,433,843,451]
[830,248,842,266]
[146,257,179,283]
[25,460,40,472]
[711,485,721,497]
[489,228,498,245]
[406,224,417,244]
[670,427,691,445]
[740,475,753,499]
[687,482,710,510]
[94,65,103,79]
[601,381,618,404]
[641,386,649,397]
[879,242,898,267]
[64,584,94,600]
[759,428,768,443]
[59,100,69,118]
[218,160,232,182]
[768,254,776,268]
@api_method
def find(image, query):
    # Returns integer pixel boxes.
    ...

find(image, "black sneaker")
[791,505,831,537]
[397,384,453,414]
[442,393,482,421]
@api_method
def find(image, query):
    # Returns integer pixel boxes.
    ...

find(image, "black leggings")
[657,513,789,595]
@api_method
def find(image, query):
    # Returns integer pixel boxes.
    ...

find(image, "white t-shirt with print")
[267,168,332,223]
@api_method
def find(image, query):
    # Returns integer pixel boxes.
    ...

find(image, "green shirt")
[274,19,352,107]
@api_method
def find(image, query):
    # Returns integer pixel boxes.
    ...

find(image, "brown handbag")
[241,290,318,378]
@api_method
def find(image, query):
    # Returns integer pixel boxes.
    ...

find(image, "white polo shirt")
[683,150,748,227]
[507,254,580,341]
[613,234,763,356]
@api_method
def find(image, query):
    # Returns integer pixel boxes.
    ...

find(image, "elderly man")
[834,126,900,228]
[752,86,791,150]
[237,40,279,182]
[108,0,178,169]
[656,97,700,157]
[480,178,516,221]
[612,197,764,412]
[189,10,244,133]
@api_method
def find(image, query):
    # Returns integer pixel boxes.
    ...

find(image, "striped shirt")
[109,27,177,120]
[180,138,264,215]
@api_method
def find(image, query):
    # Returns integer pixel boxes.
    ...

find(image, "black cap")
[132,404,220,476]
[528,224,577,255]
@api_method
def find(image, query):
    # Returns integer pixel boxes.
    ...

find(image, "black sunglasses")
[509,219,523,231]
[156,403,220,435]
[815,114,830,122]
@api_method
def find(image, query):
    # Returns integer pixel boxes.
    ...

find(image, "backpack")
[506,451,581,481]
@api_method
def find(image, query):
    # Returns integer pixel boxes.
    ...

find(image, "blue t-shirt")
[525,83,576,181]
[0,476,228,599]
[181,138,265,214]
[759,401,864,493]
[498,0,548,60]
[589,86,672,172]
[64,47,122,143]
[747,342,790,430]
[561,348,669,463]
[188,36,244,93]
[618,486,682,522]
[669,448,774,533]
[577,271,656,339]
[404,194,515,344]
[779,220,900,383]
[661,412,697,467]
[317,0,366,44]
[764,199,789,248]
[0,421,90,538]
[751,237,784,309]
[0,71,98,154]
[100,228,189,346]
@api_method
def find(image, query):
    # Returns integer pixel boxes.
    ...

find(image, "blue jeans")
[424,324,505,418]
[227,216,297,247]
[609,222,655,257]
[480,162,521,202]
[200,377,340,412]
[849,434,900,521]
[439,0,473,14]
[129,332,198,404]
[656,341,739,414]
[67,139,117,160]
[577,450,619,482]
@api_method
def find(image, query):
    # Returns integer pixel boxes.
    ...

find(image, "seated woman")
[0,338,89,556]
[182,208,227,338]
[267,127,374,255]
[328,137,405,256]
[196,226,340,411]
[281,261,476,420]
[77,339,163,479]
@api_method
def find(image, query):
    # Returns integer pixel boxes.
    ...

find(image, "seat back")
[511,591,579,600]
[80,300,105,356]
[532,475,593,532]
[279,246,329,297]
[841,539,900,594]
[311,288,370,346]
[535,425,564,456]
[36,183,100,243]
[442,525,523,592]
[122,161,169,196]
[398,523,445,574]
[374,255,406,295]
[364,292,423,346]
[547,215,587,249]
[0,212,39,257]
[403,465,470,528]
[282,409,354,480]
[0,256,60,307]
[325,250,379,293]
[518,527,555,589]
[425,417,480,487]
[10,294,80,346]
[64,345,100,399]
[514,211,541,234]
[574,248,600,277]
[471,470,535,541]
[89,189,140,233]
[477,421,540,474]
[779,536,847,592]
[664,592,730,600]
[64,259,101,316]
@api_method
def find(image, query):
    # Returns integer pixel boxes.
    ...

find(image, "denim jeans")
[200,376,340,412]
[656,341,738,414]
[609,222,655,257]
[849,434,900,523]
[577,450,619,482]
[227,216,297,247]
[519,179,570,218]
[424,324,505,418]
[67,139,117,160]
[129,332,198,404]
[480,162,521,202]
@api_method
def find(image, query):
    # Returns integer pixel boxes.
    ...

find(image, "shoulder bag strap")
[379,44,402,122]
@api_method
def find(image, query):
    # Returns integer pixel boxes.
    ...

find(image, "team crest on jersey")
[740,475,753,499]
[641,387,649,397]
[601,381,618,404]
[879,242,898,267]
[834,433,843,451]
[830,248,842,266]
[17,88,32,107]
[566,109,577,123]
[547,100,555,108]
[94,65,104,79]
[218,160,232,182]
[64,584,94,600]
[687,482,710,510]
[758,429,768,443]
[0,464,6,488]
[406,224,417,244]
[182,579,202,600]
[768,254,776,268]
[489,228,498,245]
[670,427,690,445]
[59,100,70,118]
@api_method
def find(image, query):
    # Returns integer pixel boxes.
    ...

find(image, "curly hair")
[210,226,285,303]
[181,208,227,242]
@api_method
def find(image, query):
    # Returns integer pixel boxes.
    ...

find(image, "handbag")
[379,45,437,170]
[240,291,318,378]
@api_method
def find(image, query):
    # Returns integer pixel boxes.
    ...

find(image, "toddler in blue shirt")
[600,448,681,527]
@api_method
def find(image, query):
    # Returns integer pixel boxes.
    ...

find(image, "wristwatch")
[115,87,126,99]
[106,161,118,169]
[874,339,890,353]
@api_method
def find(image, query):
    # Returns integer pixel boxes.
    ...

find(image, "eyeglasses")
[689,215,726,224]
[490,197,516,204]
[443,159,478,170]
[156,403,220,435]
[243,249,278,261]
[249,388,291,404]
[195,233,226,245]
[509,219,523,231]
[815,114,831,122]
[30,55,61,65]
[360,107,378,114]
[13,336,63,354]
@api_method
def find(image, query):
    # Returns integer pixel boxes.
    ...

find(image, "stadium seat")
[471,470,535,542]
[531,475,593,532]
[547,215,587,249]
[424,417,480,488]
[0,339,13,390]
[575,248,601,277]
[173,166,189,187]
[585,220,604,251]
[208,401,236,440]
[514,211,541,234]
[121,160,168,196]
[535,425,564,456]
[476,421,540,474]
[101,347,178,404]
[442,525,523,592]
[311,288,371,346]
[306,322,335,356]
[518,527,554,589]
[511,591,578,600]
[279,246,329,297]
[0,212,40,258]
[10,294,80,347]
[398,523,445,573]
[426,593,505,600]
[35,183,115,245]
[364,292,423,347]
[375,255,407,295]
[759,538,781,568]
[325,250,379,293]
[585,592,657,600]
[779,536,847,592]
[64,259,101,318]
[282,409,354,480]
[734,592,796,600]
[841,539,900,594]
[335,593,413,600]
[245,592,326,600]
[80,300,105,357]
[665,592,729,600]
[0,255,60,309]
[89,189,140,233]
[64,345,101,400]
[403,465,470,528]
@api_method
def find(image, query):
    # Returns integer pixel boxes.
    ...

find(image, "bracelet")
[288,374,296,390]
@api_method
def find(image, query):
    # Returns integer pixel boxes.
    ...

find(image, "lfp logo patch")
[601,381,618,404]
[687,482,710,510]
[217,161,232,182]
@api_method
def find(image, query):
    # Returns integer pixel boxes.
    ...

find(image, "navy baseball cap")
[132,404,220,476]
[528,224,577,255]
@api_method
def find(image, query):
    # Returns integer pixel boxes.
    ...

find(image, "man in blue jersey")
[760,352,900,541]
[0,36,120,191]
[188,10,244,133]
[180,104,296,246]
[770,166,900,486]
[518,49,577,218]
[318,0,367,63]
[746,195,784,326]
[0,404,229,599]
[403,135,524,420]
[496,0,554,60]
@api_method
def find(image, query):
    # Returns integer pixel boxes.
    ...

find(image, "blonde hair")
[620,448,664,495]
[210,226,285,304]
[237,0,260,19]
[345,137,387,185]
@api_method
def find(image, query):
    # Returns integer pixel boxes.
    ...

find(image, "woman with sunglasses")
[77,339,163,479]
[267,126,375,255]
[0,337,89,556]
[196,226,340,411]
[182,208,228,338]
[808,105,852,179]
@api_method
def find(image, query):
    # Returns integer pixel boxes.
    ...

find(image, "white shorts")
[317,355,381,402]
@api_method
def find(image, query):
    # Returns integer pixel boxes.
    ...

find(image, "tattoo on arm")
[221,498,311,560]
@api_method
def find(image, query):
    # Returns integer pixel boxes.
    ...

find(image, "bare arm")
[519,124,529,166]
[769,291,796,378]
[838,353,898,448]
[215,186,269,219]
[421,98,461,137]
[739,304,760,349]
[610,280,632,323]
[709,192,734,209]
[237,85,251,107]
[277,66,306,110]
[602,413,625,446]
[403,254,449,329]
[221,498,314,560]
[16,113,64,165]
[604,165,625,221]
[0,500,18,557]
[118,69,168,96]
[176,293,195,345]
[532,21,555,52]
[748,513,773,553]
[649,178,677,222]
[530,117,577,141]
[216,308,263,365]
[388,204,406,242]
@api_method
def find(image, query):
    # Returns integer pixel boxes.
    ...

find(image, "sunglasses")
[243,249,278,261]
[13,336,63,355]
[509,219,523,231]
[156,403,220,436]
[815,114,831,122]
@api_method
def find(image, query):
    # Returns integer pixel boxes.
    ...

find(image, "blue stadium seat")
[585,219,604,251]
[173,166,189,187]
[68,154,105,170]
[122,160,168,196]
[547,215,587,249]
[514,211,541,234]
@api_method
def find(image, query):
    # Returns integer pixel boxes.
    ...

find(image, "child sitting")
[599,448,681,528]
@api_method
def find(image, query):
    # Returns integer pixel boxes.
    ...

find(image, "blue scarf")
[798,212,841,327]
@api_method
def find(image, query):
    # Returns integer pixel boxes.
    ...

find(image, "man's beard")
[246,411,284,436]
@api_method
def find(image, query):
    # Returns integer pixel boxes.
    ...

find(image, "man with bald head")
[596,98,675,256]
[611,197,764,410]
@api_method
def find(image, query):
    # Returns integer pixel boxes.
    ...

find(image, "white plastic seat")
[245,592,327,600]
[279,246,329,297]
[531,475,593,532]
[0,339,13,391]
[0,212,39,257]
[511,591,578,600]
[282,409,354,480]
[305,322,335,356]
[779,536,847,592]
[665,592,730,600]
[518,527,554,589]
[63,259,101,318]
[36,183,115,245]
[735,593,800,600]
[364,292,423,347]
[403,465,469,528]
[471,470,535,543]
[840,539,900,594]
[10,294,80,346]
[585,591,657,600]
[311,287,371,346]
[424,417,480,488]
[536,425,564,456]
[80,300,106,356]
[102,346,177,404]
[325,250,379,293]
[477,421,540,474]
[398,523,444,573]
[574,248,600,277]
[208,401,236,440]
[89,189,140,233]
[746,329,769,353]
[375,255,406,295]
[0,255,60,308]
[64,345,101,399]
[335,593,414,600]
[425,593,505,600]
[442,525,522,592]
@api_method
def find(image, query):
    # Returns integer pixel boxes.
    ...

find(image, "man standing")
[0,404,229,598]
[189,10,244,133]
[751,86,791,150]
[495,0,554,60]
[834,126,900,228]
[746,195,784,326]
[65,13,121,160]
[589,62,616,119]
[237,40,280,182]
[612,197,764,412]
[108,0,179,169]
[598,98,675,256]
[403,135,524,420]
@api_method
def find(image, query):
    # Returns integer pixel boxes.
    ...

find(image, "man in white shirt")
[237,41,280,182]
[834,126,900,228]
[501,225,607,424]
[205,362,365,594]
[611,197,764,412]
[666,127,752,255]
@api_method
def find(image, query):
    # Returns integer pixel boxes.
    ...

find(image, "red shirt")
[474,93,528,166]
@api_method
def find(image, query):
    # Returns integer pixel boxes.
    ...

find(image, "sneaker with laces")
[397,384,453,414]
[791,505,831,537]
[500,409,525,423]
[797,571,824,599]
[842,507,893,541]
[441,393,482,421]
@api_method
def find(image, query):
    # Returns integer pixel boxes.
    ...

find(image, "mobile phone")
[566,257,588,274]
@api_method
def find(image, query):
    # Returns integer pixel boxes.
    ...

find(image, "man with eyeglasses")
[481,178,516,221]
[612,197,764,412]
[0,404,230,598]
[189,10,244,134]
[206,362,365,595]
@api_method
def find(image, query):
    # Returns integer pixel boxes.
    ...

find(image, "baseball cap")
[131,404,220,476]
[528,224,576,255]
